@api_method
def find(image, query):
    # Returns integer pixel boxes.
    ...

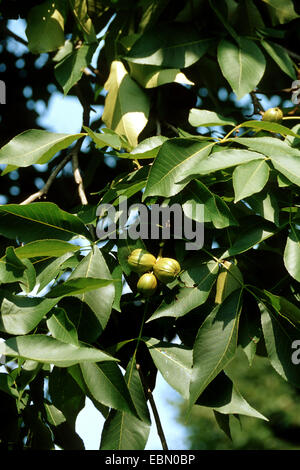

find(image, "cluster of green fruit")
[128,249,181,297]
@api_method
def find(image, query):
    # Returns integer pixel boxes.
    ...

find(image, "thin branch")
[136,363,169,451]
[248,91,265,117]
[156,119,161,136]
[20,152,73,205]
[72,151,88,205]
[72,83,91,206]
[3,25,28,47]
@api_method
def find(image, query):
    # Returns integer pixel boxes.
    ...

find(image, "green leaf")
[239,120,299,137]
[54,43,97,95]
[261,40,296,79]
[102,60,150,148]
[213,411,232,440]
[14,239,80,259]
[189,109,236,128]
[69,0,97,43]
[0,130,83,168]
[67,364,109,418]
[125,23,211,68]
[246,191,280,225]
[48,366,85,426]
[235,135,300,158]
[261,0,299,24]
[0,373,19,398]
[189,289,243,409]
[99,166,149,206]
[20,258,37,293]
[196,371,267,420]
[0,335,117,367]
[183,180,238,229]
[209,0,240,43]
[0,202,91,243]
[45,277,114,298]
[143,139,215,199]
[284,225,300,282]
[53,39,74,62]
[260,289,300,327]
[35,252,76,294]
[234,136,300,186]
[111,264,123,313]
[119,136,169,160]
[214,261,244,305]
[268,157,300,187]
[28,414,54,449]
[0,294,57,335]
[180,148,266,184]
[0,247,29,285]
[260,303,300,388]
[26,0,65,54]
[238,305,262,366]
[84,126,122,150]
[80,361,138,416]
[145,337,192,399]
[218,38,266,99]
[44,403,66,427]
[128,63,194,88]
[100,358,150,450]
[233,159,270,203]
[243,0,266,32]
[221,219,277,258]
[12,360,42,397]
[45,402,85,450]
[67,246,115,333]
[46,307,79,345]
[147,260,219,321]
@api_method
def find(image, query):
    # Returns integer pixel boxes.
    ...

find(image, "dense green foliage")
[0,0,300,450]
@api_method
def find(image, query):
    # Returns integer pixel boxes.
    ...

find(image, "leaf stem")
[136,363,169,451]
[133,300,149,361]
[282,116,300,120]
[218,124,242,143]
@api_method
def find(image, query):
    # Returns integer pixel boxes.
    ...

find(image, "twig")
[136,363,169,451]
[72,150,88,205]
[156,119,161,136]
[165,122,179,135]
[248,91,265,116]
[2,25,28,47]
[20,152,74,205]
[72,84,91,206]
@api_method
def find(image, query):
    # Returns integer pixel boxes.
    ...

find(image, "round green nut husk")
[262,107,283,123]
[137,272,158,297]
[127,248,156,274]
[153,257,181,284]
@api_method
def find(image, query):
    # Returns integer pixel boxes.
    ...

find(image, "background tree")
[0,0,300,450]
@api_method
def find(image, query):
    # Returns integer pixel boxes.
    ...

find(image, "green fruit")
[137,272,158,297]
[262,107,283,123]
[128,249,156,274]
[153,257,181,284]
